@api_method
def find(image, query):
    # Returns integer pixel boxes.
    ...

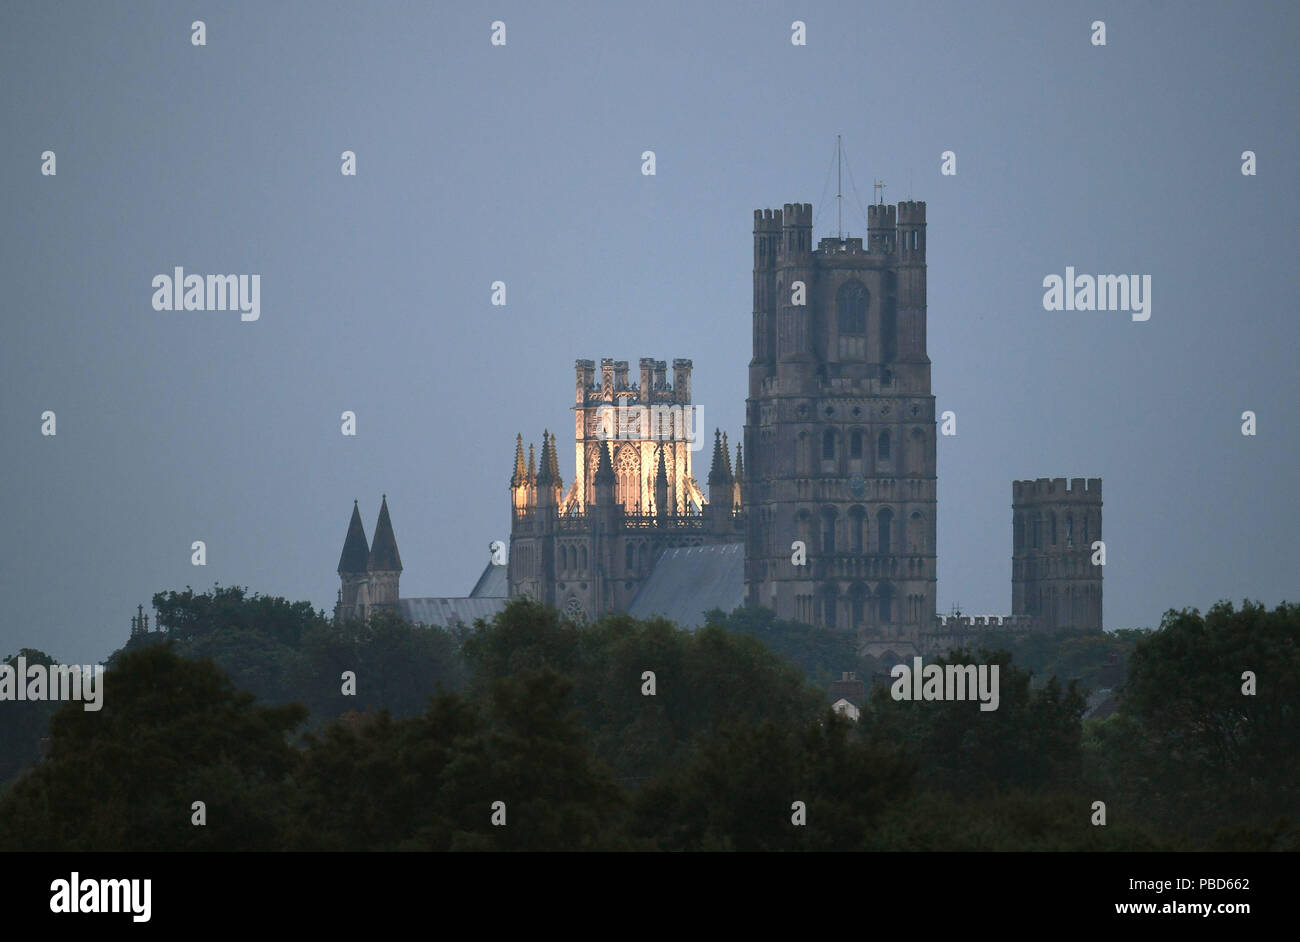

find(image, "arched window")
[1066,514,1074,545]
[878,583,893,623]
[581,546,588,569]
[614,444,640,509]
[796,432,810,475]
[821,584,839,629]
[1032,514,1041,549]
[908,427,925,475]
[882,271,898,362]
[909,511,924,552]
[821,508,837,554]
[878,430,891,461]
[850,506,865,553]
[850,430,863,459]
[877,508,893,554]
[822,428,835,460]
[625,543,634,571]
[836,280,868,335]
[850,584,867,629]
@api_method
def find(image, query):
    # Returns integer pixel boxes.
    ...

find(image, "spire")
[337,499,370,574]
[593,439,615,486]
[546,429,562,486]
[707,428,731,485]
[722,432,734,478]
[536,431,554,484]
[527,442,536,484]
[510,433,526,487]
[654,444,670,516]
[735,442,744,481]
[367,494,402,572]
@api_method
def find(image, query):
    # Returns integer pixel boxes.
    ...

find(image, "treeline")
[0,591,1294,850]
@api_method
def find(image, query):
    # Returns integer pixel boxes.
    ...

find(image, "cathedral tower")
[1011,478,1102,631]
[744,200,937,654]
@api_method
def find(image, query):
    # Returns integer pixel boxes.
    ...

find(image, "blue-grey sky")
[2,1,1296,662]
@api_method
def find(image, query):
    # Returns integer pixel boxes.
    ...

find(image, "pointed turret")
[536,431,554,484]
[527,442,536,484]
[337,500,370,574]
[335,500,371,623]
[368,495,403,573]
[510,434,526,487]
[707,429,731,487]
[654,444,670,516]
[722,432,734,479]
[593,439,615,487]
[732,442,744,511]
[546,431,562,486]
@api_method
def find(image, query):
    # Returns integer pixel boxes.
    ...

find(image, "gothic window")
[1066,514,1074,545]
[878,583,893,623]
[907,427,925,474]
[796,432,810,475]
[909,511,924,552]
[850,430,863,459]
[1050,513,1057,545]
[882,271,898,362]
[625,543,634,571]
[1014,514,1025,551]
[1033,514,1041,549]
[580,546,588,569]
[615,444,640,509]
[822,428,835,460]
[837,280,868,335]
[877,508,893,554]
[878,430,891,461]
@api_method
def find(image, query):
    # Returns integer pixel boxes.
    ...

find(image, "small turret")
[654,444,670,517]
[336,500,370,622]
[366,495,402,612]
[510,434,526,488]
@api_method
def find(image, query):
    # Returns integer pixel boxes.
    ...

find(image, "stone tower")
[743,200,937,654]
[1011,478,1102,631]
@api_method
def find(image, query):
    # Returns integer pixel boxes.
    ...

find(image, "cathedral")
[332,197,1103,657]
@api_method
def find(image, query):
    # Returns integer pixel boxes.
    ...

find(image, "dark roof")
[337,501,370,574]
[469,561,508,598]
[368,495,402,572]
[829,676,866,706]
[399,597,507,629]
[628,543,745,629]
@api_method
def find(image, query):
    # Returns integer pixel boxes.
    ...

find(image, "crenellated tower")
[744,200,936,656]
[1012,478,1103,631]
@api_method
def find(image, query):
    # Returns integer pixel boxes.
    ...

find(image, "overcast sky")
[2,1,1296,662]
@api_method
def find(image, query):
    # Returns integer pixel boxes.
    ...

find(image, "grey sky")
[2,1,1296,662]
